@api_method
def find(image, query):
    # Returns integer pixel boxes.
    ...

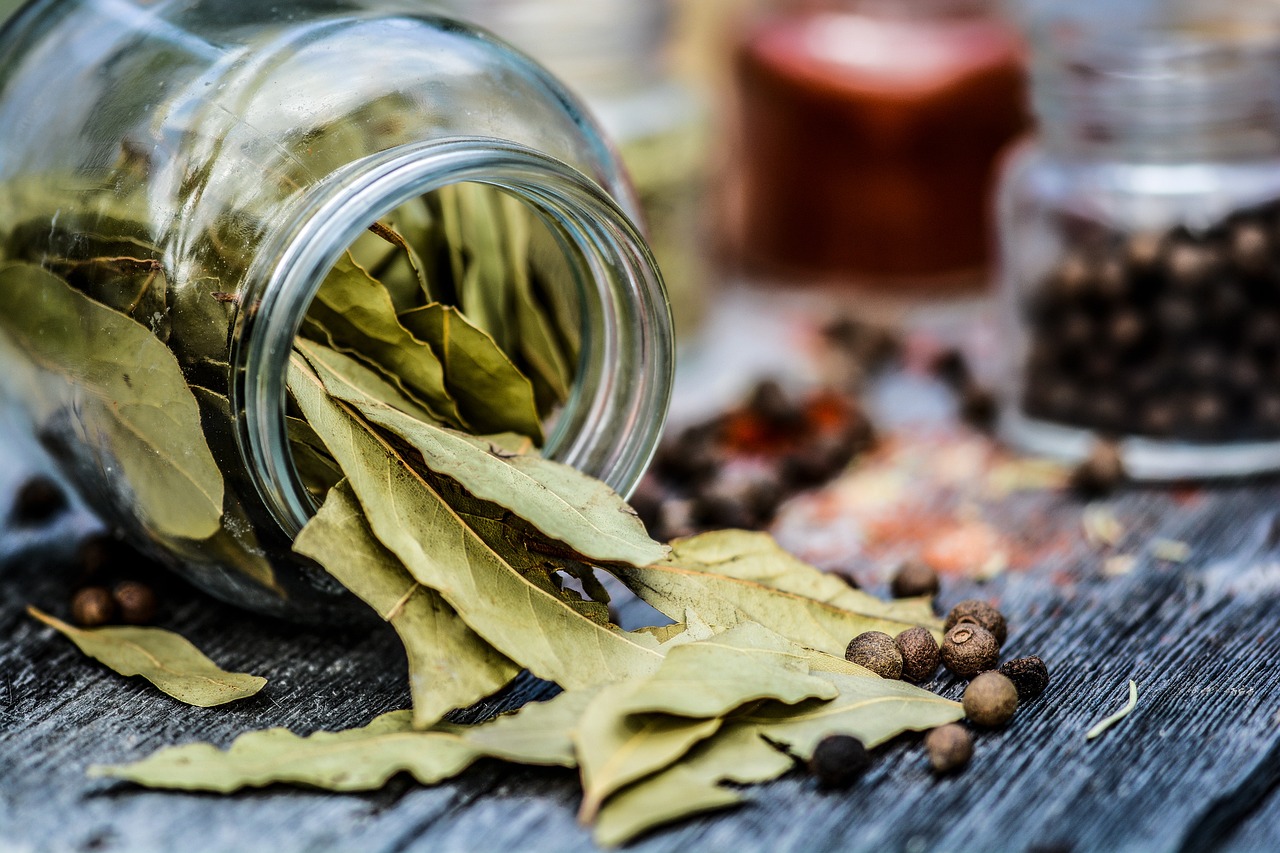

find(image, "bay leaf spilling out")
[28,606,265,708]
[294,482,520,730]
[5,175,965,846]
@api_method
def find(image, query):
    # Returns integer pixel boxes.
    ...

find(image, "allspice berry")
[113,581,158,625]
[1000,656,1051,703]
[70,586,116,628]
[845,631,904,680]
[941,624,999,678]
[808,734,871,789]
[895,627,940,684]
[890,560,939,599]
[963,671,1020,728]
[943,600,1008,646]
[924,724,973,775]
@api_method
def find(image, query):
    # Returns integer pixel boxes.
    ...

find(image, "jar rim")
[232,137,674,537]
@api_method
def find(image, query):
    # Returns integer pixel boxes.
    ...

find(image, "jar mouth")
[232,138,673,537]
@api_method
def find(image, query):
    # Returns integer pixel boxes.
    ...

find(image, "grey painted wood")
[6,409,1280,852]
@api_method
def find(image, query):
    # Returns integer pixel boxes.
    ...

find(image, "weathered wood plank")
[5,473,1280,853]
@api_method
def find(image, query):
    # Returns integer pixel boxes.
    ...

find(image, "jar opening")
[233,139,673,537]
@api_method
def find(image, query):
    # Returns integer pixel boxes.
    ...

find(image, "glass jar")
[443,0,712,342]
[0,0,673,618]
[735,0,1027,290]
[997,24,1280,478]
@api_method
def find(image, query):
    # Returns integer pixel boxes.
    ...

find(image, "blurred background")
[6,0,1280,499]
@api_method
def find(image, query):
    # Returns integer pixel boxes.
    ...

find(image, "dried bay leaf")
[295,482,519,729]
[668,531,940,631]
[95,693,587,793]
[574,682,723,823]
[28,606,265,707]
[500,193,573,412]
[300,342,667,568]
[741,671,964,757]
[304,253,467,427]
[614,558,929,658]
[593,722,795,847]
[0,263,223,540]
[614,622,837,719]
[442,687,598,767]
[295,334,440,425]
[90,711,474,793]
[287,356,665,689]
[398,302,543,442]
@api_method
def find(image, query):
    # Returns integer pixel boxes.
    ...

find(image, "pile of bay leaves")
[10,182,963,846]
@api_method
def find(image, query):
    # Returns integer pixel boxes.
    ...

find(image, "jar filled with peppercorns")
[997,21,1280,478]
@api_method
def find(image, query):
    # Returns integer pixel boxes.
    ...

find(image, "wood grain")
[5,402,1280,852]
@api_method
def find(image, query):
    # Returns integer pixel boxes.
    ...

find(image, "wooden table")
[5,290,1280,853]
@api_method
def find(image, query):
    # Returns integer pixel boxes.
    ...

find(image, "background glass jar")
[0,0,673,618]
[442,0,712,342]
[997,23,1280,478]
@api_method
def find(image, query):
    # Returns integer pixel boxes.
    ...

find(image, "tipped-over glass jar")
[997,23,1280,478]
[0,0,673,618]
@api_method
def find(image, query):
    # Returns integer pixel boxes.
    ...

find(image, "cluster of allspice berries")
[820,560,1050,783]
[4,472,162,629]
[66,535,161,628]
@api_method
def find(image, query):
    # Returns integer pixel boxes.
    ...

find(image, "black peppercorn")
[895,627,940,684]
[845,631,904,680]
[113,581,158,625]
[11,475,67,526]
[1069,440,1126,498]
[1106,310,1145,350]
[940,624,1000,679]
[70,586,116,628]
[808,735,871,789]
[963,671,1020,728]
[960,385,998,432]
[890,560,940,599]
[943,600,1008,646]
[924,724,973,775]
[999,656,1051,703]
[1166,241,1218,291]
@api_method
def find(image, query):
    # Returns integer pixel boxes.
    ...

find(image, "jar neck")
[231,139,673,537]
[1031,27,1280,163]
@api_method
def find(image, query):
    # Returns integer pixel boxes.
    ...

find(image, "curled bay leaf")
[303,253,466,427]
[574,682,722,824]
[299,342,667,568]
[288,356,664,690]
[28,606,265,708]
[0,263,223,540]
[398,302,543,442]
[295,482,519,729]
[593,723,795,848]
[742,671,965,756]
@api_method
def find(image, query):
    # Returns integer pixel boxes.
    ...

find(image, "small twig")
[1087,679,1139,741]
